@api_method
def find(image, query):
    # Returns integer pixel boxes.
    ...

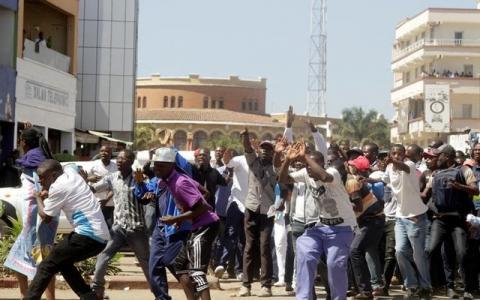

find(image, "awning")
[101,135,133,146]
[75,131,99,144]
[87,130,111,137]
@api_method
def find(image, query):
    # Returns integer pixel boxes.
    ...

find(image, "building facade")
[135,74,335,150]
[14,0,79,154]
[0,0,17,161]
[390,7,480,147]
[76,0,138,142]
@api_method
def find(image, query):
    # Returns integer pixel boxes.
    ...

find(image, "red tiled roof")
[136,109,283,126]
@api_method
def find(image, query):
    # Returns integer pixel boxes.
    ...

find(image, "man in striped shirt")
[90,149,152,299]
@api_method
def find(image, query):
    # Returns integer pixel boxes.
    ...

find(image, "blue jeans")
[395,214,431,289]
[296,225,353,300]
[149,225,189,300]
[219,202,244,274]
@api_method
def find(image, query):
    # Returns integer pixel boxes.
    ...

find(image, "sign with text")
[424,84,450,133]
[25,81,70,109]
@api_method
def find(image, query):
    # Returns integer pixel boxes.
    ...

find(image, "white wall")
[433,23,480,40]
[15,58,76,132]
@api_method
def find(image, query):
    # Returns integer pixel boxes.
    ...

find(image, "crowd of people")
[4,109,480,300]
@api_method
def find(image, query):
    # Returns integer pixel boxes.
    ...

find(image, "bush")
[0,218,122,279]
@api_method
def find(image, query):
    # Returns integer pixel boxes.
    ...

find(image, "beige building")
[390,7,480,147]
[135,74,335,150]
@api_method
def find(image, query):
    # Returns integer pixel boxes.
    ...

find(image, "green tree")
[134,125,155,150]
[334,107,390,147]
[206,135,243,153]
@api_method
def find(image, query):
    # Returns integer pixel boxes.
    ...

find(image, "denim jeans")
[296,225,353,300]
[219,202,244,275]
[395,214,431,289]
[92,225,150,293]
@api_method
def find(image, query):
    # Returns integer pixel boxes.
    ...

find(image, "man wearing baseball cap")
[148,147,219,300]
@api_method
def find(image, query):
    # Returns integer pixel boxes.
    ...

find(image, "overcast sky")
[137,0,476,118]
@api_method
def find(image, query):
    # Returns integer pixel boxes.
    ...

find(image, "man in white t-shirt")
[214,149,249,280]
[383,144,431,299]
[278,144,356,300]
[27,159,110,300]
[86,145,117,228]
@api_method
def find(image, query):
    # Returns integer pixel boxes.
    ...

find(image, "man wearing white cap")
[151,147,219,300]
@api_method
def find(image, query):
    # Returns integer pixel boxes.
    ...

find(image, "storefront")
[14,57,76,154]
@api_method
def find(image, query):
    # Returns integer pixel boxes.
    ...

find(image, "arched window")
[163,96,168,107]
[203,97,209,108]
[178,96,183,108]
[248,101,253,111]
[241,101,246,111]
[142,96,147,108]
[174,130,187,150]
[211,99,217,109]
[230,131,241,141]
[193,131,208,149]
[170,96,176,108]
[137,96,141,108]
[210,131,223,141]
[254,101,258,111]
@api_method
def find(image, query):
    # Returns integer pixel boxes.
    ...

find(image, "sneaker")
[463,292,474,300]
[285,282,294,292]
[418,288,432,300]
[406,288,418,298]
[372,287,389,297]
[273,281,285,287]
[353,291,373,299]
[236,273,244,281]
[447,288,459,299]
[214,265,225,279]
[258,286,272,297]
[347,289,359,297]
[237,286,251,297]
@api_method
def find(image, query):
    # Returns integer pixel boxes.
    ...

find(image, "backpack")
[431,167,472,215]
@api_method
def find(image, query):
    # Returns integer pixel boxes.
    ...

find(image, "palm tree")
[335,107,390,147]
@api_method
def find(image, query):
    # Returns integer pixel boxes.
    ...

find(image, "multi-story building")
[76,0,138,145]
[390,6,480,147]
[14,0,79,154]
[0,0,17,160]
[135,74,335,150]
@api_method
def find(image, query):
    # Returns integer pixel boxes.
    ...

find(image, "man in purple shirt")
[152,148,219,300]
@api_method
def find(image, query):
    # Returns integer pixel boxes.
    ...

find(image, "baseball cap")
[348,155,370,172]
[259,140,275,149]
[438,144,456,158]
[152,147,176,163]
[422,148,439,158]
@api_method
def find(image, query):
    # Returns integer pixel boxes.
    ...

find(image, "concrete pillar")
[61,131,74,153]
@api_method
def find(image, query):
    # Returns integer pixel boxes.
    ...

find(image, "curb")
[0,276,222,290]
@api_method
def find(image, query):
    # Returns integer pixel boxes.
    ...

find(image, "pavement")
[0,255,461,299]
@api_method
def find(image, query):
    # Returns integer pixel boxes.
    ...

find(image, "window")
[142,96,147,108]
[248,101,253,111]
[254,102,258,111]
[405,71,411,83]
[163,96,168,107]
[203,97,209,108]
[137,96,141,108]
[211,100,217,109]
[454,32,463,45]
[219,100,224,109]
[242,102,246,111]
[462,104,473,118]
[464,64,473,77]
[178,96,183,108]
[170,96,176,108]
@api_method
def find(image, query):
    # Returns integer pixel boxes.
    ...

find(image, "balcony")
[23,39,71,73]
[391,76,480,103]
[392,38,480,62]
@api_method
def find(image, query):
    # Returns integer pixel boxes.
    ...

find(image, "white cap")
[152,147,176,163]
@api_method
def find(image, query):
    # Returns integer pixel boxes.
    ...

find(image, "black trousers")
[426,216,468,289]
[243,209,274,288]
[26,232,106,300]
[383,219,397,290]
[350,216,385,293]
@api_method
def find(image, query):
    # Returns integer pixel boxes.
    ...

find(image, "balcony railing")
[392,38,480,61]
[23,39,71,73]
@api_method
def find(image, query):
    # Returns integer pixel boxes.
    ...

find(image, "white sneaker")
[236,273,244,281]
[214,265,225,279]
[258,286,272,297]
[237,286,251,297]
[273,281,286,287]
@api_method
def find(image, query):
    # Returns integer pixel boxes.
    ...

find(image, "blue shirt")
[135,150,192,236]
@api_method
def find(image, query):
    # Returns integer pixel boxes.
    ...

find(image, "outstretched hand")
[275,137,289,154]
